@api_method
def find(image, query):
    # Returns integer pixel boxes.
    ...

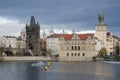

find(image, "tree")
[98,47,107,57]
[0,47,4,56]
[115,46,119,56]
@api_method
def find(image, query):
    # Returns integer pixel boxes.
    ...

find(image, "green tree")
[0,47,4,56]
[99,47,107,57]
[115,46,119,56]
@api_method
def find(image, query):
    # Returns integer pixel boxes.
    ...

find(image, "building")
[46,33,96,61]
[0,36,26,49]
[59,33,95,61]
[46,10,120,61]
[40,31,47,55]
[26,16,40,55]
[47,34,60,56]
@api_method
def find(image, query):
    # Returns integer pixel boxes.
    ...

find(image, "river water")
[0,61,120,80]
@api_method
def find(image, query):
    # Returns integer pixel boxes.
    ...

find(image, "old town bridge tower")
[26,16,40,55]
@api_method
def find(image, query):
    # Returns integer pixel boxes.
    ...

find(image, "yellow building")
[59,33,96,61]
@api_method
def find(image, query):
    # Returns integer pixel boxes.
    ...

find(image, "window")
[83,53,85,56]
[75,46,77,50]
[72,46,74,50]
[71,53,73,56]
[78,46,80,50]
[67,53,69,56]
[78,53,80,56]
[75,53,76,56]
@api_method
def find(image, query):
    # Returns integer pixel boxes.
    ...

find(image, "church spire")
[50,27,54,35]
[43,30,46,39]
[63,29,65,34]
[30,16,36,26]
[37,21,40,28]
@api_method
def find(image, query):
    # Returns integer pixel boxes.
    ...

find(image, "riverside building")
[46,11,120,61]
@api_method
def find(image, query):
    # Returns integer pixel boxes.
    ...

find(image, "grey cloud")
[0,0,120,37]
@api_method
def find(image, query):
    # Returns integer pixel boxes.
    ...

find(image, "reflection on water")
[0,61,119,80]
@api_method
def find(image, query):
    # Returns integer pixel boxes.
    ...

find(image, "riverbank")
[0,56,4,61]
[2,56,55,61]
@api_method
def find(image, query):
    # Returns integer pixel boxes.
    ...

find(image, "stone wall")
[3,56,52,61]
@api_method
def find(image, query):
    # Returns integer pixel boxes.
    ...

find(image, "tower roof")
[96,10,106,26]
[21,27,26,32]
[99,10,104,18]
[30,16,36,26]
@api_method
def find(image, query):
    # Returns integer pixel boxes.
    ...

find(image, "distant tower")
[21,27,26,41]
[50,27,54,35]
[72,30,75,34]
[63,29,65,34]
[43,30,46,39]
[95,10,107,45]
[26,16,40,55]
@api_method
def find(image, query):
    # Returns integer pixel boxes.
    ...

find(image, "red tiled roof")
[47,33,94,40]
[78,34,94,40]
[60,34,73,40]
[47,34,60,38]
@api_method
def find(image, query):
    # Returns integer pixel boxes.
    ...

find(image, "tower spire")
[30,16,36,26]
[43,30,46,39]
[63,29,65,34]
[50,27,54,35]
[98,10,104,24]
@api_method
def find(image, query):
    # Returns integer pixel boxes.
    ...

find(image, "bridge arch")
[4,50,14,56]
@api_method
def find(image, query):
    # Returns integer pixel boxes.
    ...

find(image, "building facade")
[59,33,95,61]
[47,34,60,56]
[0,36,26,49]
[46,33,96,61]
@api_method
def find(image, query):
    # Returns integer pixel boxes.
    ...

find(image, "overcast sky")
[0,0,120,37]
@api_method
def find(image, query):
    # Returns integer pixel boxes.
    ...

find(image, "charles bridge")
[0,47,31,56]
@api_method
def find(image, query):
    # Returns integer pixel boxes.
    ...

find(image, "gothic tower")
[95,10,107,45]
[26,16,40,55]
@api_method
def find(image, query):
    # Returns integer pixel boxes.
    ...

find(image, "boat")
[31,61,45,67]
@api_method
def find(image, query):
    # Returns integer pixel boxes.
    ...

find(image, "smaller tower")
[63,29,65,34]
[95,10,107,45]
[20,27,26,41]
[72,30,75,34]
[50,27,54,35]
[43,30,46,39]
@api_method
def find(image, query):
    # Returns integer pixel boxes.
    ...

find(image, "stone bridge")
[0,47,29,56]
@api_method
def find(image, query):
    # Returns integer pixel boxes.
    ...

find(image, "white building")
[46,34,60,55]
[0,36,26,49]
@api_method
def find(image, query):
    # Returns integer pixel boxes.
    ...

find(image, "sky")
[0,0,120,37]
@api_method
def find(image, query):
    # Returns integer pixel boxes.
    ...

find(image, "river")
[0,61,120,80]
